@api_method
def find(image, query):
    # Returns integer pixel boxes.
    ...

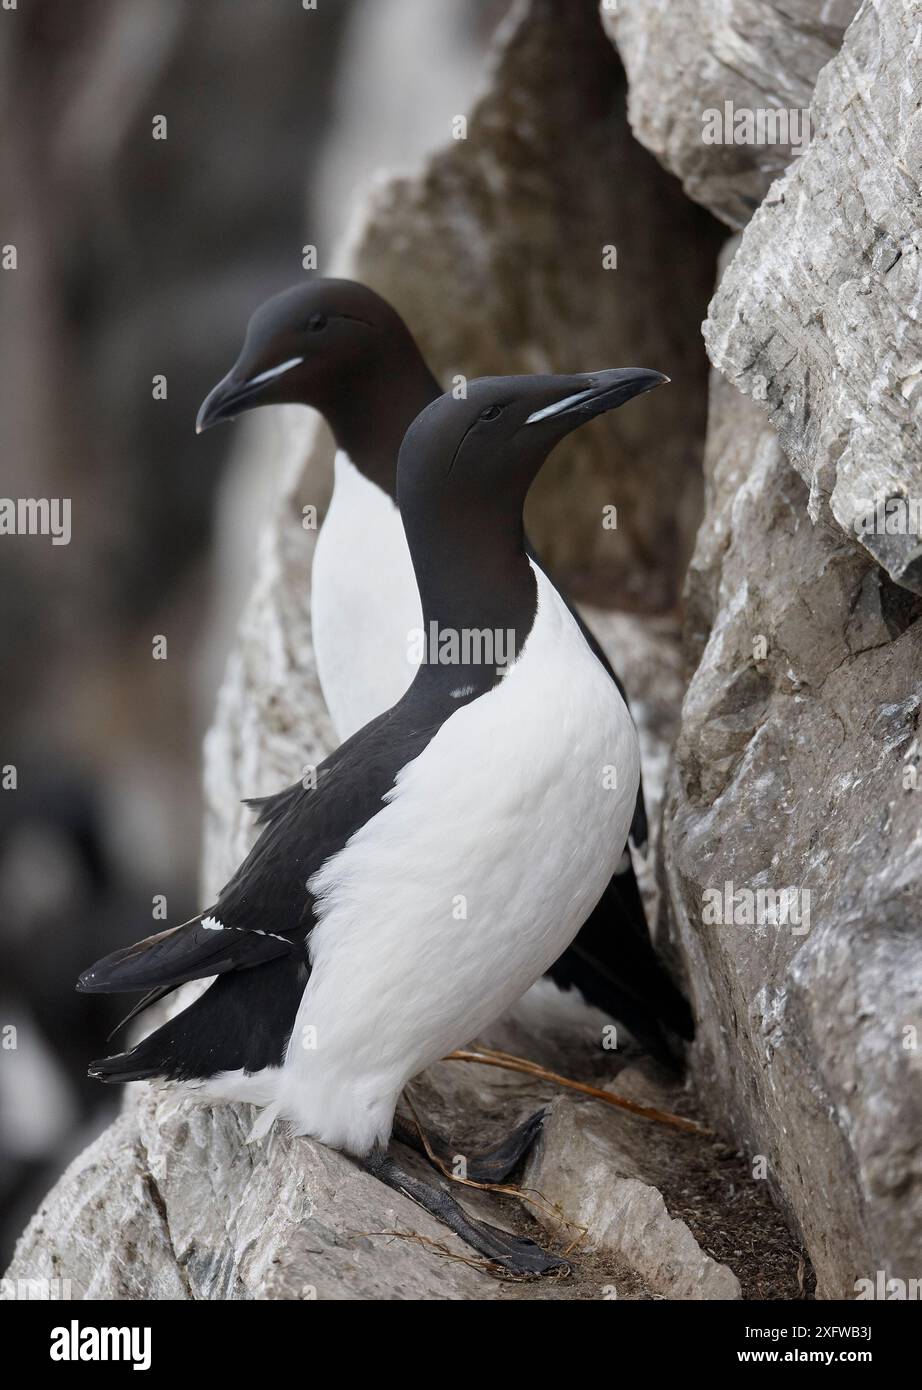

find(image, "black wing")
[77,700,446,1000]
[80,699,450,1085]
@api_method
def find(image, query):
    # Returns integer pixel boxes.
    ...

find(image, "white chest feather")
[311,452,421,741]
[269,564,639,1155]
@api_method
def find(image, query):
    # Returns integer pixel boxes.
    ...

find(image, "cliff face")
[5,0,920,1300]
[603,0,861,230]
[657,0,922,1295]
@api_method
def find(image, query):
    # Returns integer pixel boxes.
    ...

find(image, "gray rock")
[525,1082,742,1299]
[704,0,922,591]
[201,411,336,903]
[661,367,922,1298]
[343,0,722,613]
[4,1089,502,1300]
[603,0,859,228]
[1,1107,190,1301]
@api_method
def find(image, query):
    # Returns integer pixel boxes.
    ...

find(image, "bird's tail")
[86,954,307,1086]
[76,908,290,999]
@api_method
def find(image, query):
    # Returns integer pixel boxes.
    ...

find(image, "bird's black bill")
[525,368,669,426]
[196,355,304,434]
[196,374,257,433]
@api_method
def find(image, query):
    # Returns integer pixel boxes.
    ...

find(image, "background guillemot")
[197,278,694,1064]
[79,368,664,1277]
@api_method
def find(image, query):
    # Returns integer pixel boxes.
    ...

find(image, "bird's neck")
[408,516,539,690]
[323,355,441,501]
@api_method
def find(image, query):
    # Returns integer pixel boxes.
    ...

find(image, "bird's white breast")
[273,563,640,1155]
[310,452,421,741]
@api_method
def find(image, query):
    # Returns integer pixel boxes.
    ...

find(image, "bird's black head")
[398,368,669,537]
[196,279,438,480]
[397,369,668,635]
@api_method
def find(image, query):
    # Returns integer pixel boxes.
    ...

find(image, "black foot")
[392,1107,546,1184]
[364,1146,568,1278]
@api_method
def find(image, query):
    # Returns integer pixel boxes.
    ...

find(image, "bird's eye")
[480,404,503,420]
[307,313,328,332]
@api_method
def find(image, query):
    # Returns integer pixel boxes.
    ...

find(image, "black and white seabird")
[196,280,694,1063]
[80,369,666,1276]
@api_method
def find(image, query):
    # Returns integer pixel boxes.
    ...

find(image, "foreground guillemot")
[80,369,663,1277]
[197,279,694,1063]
